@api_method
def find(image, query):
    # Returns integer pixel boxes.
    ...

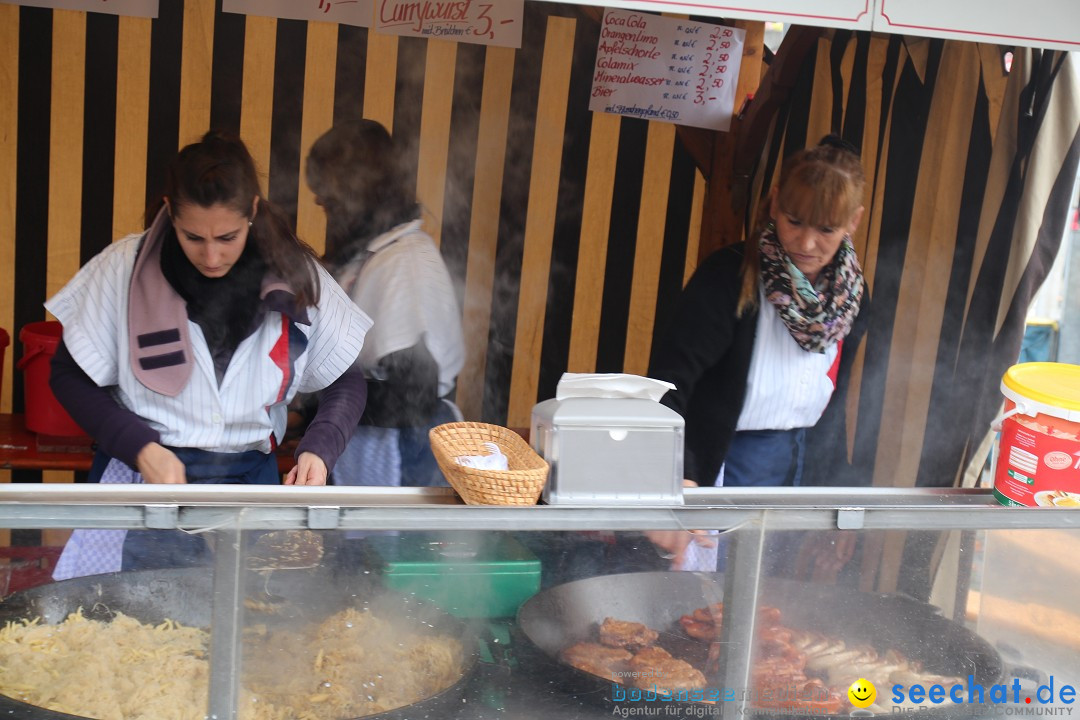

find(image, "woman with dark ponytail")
[47,130,372,576]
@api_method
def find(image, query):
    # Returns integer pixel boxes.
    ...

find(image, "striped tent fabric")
[747,34,1080,491]
[0,0,709,526]
[4,1,1076,506]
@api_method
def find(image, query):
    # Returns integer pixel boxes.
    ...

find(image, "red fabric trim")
[269,314,291,403]
[266,315,292,452]
[827,340,843,390]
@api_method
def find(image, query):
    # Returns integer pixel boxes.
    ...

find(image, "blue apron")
[120,447,278,571]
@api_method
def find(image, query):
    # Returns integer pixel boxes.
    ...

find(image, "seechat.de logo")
[891,675,1077,712]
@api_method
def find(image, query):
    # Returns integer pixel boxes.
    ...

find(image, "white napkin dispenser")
[530,396,684,505]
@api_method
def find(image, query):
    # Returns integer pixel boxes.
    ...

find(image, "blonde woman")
[651,136,870,490]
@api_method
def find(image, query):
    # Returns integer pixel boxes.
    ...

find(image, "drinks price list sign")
[589,9,745,132]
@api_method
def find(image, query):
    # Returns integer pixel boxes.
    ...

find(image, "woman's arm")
[287,343,440,484]
[290,365,368,485]
[50,339,160,467]
[51,340,188,483]
[649,249,742,415]
[648,248,743,480]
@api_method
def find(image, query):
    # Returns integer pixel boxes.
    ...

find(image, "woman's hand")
[285,452,328,486]
[644,480,714,567]
[644,530,695,562]
[135,443,187,484]
[644,529,717,566]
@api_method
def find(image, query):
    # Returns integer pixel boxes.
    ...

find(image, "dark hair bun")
[818,133,860,156]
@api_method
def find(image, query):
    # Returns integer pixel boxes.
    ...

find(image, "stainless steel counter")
[0,485,1078,531]
[0,486,1077,720]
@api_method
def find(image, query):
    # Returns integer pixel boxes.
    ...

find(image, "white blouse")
[45,235,372,453]
[735,292,840,432]
[334,220,465,398]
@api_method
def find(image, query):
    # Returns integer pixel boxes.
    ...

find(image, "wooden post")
[696,26,826,264]
[698,20,765,262]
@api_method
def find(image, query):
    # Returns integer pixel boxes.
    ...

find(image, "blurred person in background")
[304,119,465,487]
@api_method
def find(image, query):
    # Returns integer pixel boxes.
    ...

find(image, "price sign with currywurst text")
[589,9,745,131]
[375,0,524,48]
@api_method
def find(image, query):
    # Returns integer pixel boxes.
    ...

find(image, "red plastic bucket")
[992,362,1080,507]
[17,321,85,437]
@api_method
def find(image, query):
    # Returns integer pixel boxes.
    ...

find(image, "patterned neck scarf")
[758,223,865,353]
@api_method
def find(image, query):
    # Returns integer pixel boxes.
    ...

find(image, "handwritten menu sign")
[374,0,523,48]
[589,9,745,132]
[0,0,157,16]
[222,0,373,27]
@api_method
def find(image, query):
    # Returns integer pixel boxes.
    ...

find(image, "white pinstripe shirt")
[735,292,840,431]
[334,221,465,397]
[46,235,372,453]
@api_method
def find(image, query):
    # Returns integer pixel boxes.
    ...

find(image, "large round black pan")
[516,571,1002,719]
[0,567,478,720]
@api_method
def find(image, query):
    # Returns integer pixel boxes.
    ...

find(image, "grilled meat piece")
[757,606,782,626]
[598,618,660,649]
[679,615,721,641]
[680,604,783,642]
[753,679,846,714]
[704,641,722,675]
[692,603,724,624]
[561,641,632,680]
[631,656,707,691]
[627,645,673,670]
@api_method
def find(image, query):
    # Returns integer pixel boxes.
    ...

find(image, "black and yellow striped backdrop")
[6,3,1076,517]
[0,1,712,447]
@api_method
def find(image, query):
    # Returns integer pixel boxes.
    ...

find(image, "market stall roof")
[547,0,1079,52]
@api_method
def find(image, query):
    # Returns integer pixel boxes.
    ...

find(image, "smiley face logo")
[848,678,876,709]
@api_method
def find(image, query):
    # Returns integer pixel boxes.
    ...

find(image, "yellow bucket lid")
[1002,362,1080,416]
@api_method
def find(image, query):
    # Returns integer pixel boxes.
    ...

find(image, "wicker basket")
[429,422,549,505]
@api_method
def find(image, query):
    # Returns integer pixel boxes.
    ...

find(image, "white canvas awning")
[544,0,1080,52]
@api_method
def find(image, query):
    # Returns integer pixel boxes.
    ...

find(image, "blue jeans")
[399,400,458,487]
[717,429,807,575]
[722,428,806,487]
